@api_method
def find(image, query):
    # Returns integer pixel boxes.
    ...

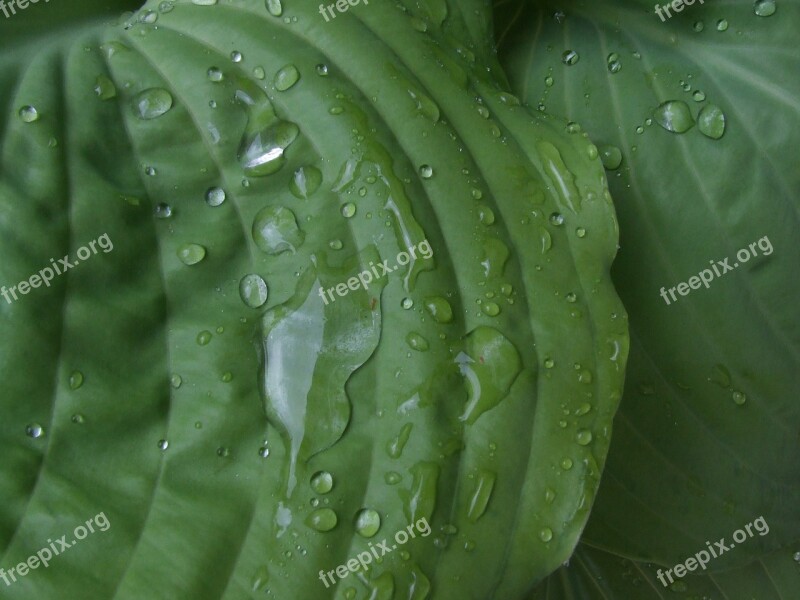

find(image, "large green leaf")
[0,0,627,597]
[495,0,800,574]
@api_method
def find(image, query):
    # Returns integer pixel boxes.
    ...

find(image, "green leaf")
[526,542,800,599]
[0,0,627,597]
[495,0,800,572]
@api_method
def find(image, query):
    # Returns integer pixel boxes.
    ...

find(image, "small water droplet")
[560,457,573,470]
[133,88,173,119]
[26,423,44,438]
[197,330,212,346]
[328,239,343,250]
[576,429,593,445]
[419,164,433,179]
[258,446,270,458]
[239,274,269,308]
[207,67,224,82]
[266,0,283,16]
[693,20,705,31]
[401,297,414,310]
[599,145,622,170]
[306,508,338,532]
[549,212,564,226]
[539,527,553,542]
[19,105,39,123]
[94,75,117,100]
[653,100,695,133]
[216,446,230,457]
[354,509,381,538]
[406,332,430,352]
[732,390,747,405]
[71,413,85,424]
[561,50,580,66]
[289,165,322,199]
[158,1,175,13]
[144,166,157,177]
[170,374,182,389]
[311,471,334,494]
[205,186,226,206]
[385,471,402,485]
[754,0,777,16]
[177,243,207,265]
[544,357,555,369]
[566,121,581,134]
[692,90,706,102]
[154,203,173,219]
[139,9,158,23]
[274,64,300,91]
[231,51,243,63]
[565,292,577,303]
[606,53,621,73]
[482,302,500,317]
[544,75,554,87]
[315,64,329,77]
[341,203,356,218]
[69,370,84,390]
[716,19,729,31]
[158,439,169,451]
[697,104,726,139]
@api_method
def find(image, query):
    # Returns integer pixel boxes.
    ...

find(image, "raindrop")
[697,104,726,139]
[26,423,44,439]
[133,88,173,119]
[354,509,381,538]
[94,75,117,100]
[539,528,553,542]
[424,297,452,323]
[560,457,573,470]
[606,53,621,73]
[289,166,322,199]
[266,0,283,16]
[177,243,207,265]
[197,331,212,345]
[306,508,338,532]
[139,9,158,23]
[154,203,173,219]
[406,332,430,351]
[71,414,85,424]
[482,302,500,317]
[549,212,564,226]
[401,297,414,310]
[754,0,776,16]
[258,446,270,458]
[315,64,329,76]
[576,429,593,445]
[205,187,226,206]
[158,1,175,12]
[561,50,580,65]
[207,67,224,82]
[69,370,84,390]
[170,374,182,388]
[419,164,433,179]
[716,19,729,31]
[19,105,39,123]
[732,390,747,405]
[253,66,266,80]
[231,51,243,63]
[576,227,587,238]
[653,100,695,133]
[341,203,356,218]
[252,206,305,254]
[158,439,169,451]
[311,471,334,494]
[274,64,300,91]
[599,145,622,170]
[239,274,269,308]
[692,90,706,102]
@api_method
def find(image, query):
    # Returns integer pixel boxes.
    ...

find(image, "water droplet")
[341,203,356,218]
[158,439,169,451]
[539,527,553,542]
[221,372,233,383]
[476,105,490,119]
[252,206,304,254]
[544,75,554,87]
[653,100,695,133]
[266,0,282,16]
[19,105,39,123]
[467,470,496,522]
[406,332,430,351]
[289,165,322,199]
[133,88,173,119]
[239,274,269,308]
[205,187,226,206]
[635,125,644,134]
[158,0,175,12]
[560,457,573,470]
[387,423,414,458]
[197,330,212,345]
[315,64,329,76]
[207,67,224,82]
[139,9,158,23]
[354,509,381,538]
[575,402,592,416]
[216,446,230,457]
[732,390,747,405]
[754,0,776,16]
[94,75,117,100]
[565,292,577,303]
[576,227,587,238]
[599,145,622,170]
[401,297,414,310]
[576,429,593,445]
[231,51,243,63]
[306,508,338,532]
[154,203,173,219]
[311,471,334,494]
[69,370,84,390]
[71,413,85,424]
[26,423,44,438]
[170,374,182,389]
[544,357,555,369]
[793,550,800,562]
[274,64,300,91]
[144,166,157,177]
[329,239,343,250]
[385,471,402,485]
[549,212,564,226]
[566,121,581,134]
[177,243,207,265]
[545,487,556,503]
[191,0,217,5]
[419,164,433,179]
[716,19,729,31]
[424,297,452,323]
[697,104,726,139]
[693,20,704,32]
[258,446,270,458]
[482,302,500,316]
[561,50,580,65]
[606,53,621,73]
[692,90,706,102]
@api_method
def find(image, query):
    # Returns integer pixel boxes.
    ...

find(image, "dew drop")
[231,51,243,63]
[341,203,356,218]
[401,297,414,310]
[560,457,573,470]
[94,75,117,100]
[207,67,224,82]
[482,302,500,316]
[177,243,207,265]
[692,90,706,102]
[693,20,704,32]
[599,145,622,170]
[544,75,554,87]
[158,439,169,451]
[606,53,621,73]
[716,19,729,31]
[424,297,452,323]
[406,332,430,351]
[266,0,283,16]
[71,413,85,424]
[539,528,553,542]
[419,164,433,179]
[732,390,747,405]
[315,64,329,76]
[561,50,580,65]
[653,100,695,133]
[205,186,226,206]
[133,88,173,119]
[158,0,175,12]
[754,0,776,16]
[258,446,270,458]
[139,9,158,23]
[544,357,555,369]
[69,370,84,390]
[274,64,300,91]
[549,212,564,226]
[197,330,212,346]
[252,206,305,254]
[306,508,338,532]
[354,509,381,538]
[385,471,402,485]
[239,274,269,308]
[289,165,322,199]
[19,105,39,123]
[697,104,726,139]
[154,203,173,219]
[576,227,587,238]
[311,471,334,494]
[576,429,593,445]
[26,423,44,439]
[170,374,182,389]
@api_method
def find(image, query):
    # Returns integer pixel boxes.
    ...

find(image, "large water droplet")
[274,64,300,91]
[177,243,207,265]
[252,206,304,254]
[599,145,622,170]
[402,462,439,523]
[562,50,580,65]
[26,423,44,438]
[239,274,269,308]
[697,104,726,139]
[653,100,695,133]
[306,508,338,532]
[266,0,282,16]
[19,105,39,123]
[716,18,729,31]
[205,187,226,206]
[406,332,429,352]
[424,297,453,323]
[354,509,381,538]
[576,429,593,445]
[133,88,173,120]
[289,166,322,199]
[311,471,334,494]
[341,203,356,218]
[754,0,777,16]
[467,470,496,522]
